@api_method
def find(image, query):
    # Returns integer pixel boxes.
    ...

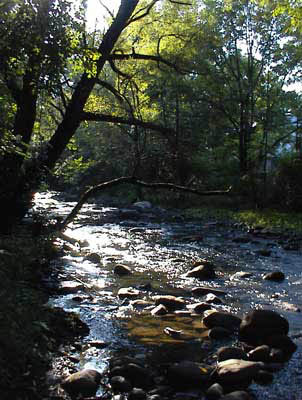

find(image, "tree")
[0,0,194,230]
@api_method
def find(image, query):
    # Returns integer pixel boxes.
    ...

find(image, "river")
[33,192,302,399]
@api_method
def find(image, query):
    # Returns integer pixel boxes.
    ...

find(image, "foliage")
[273,156,302,211]
[184,206,302,233]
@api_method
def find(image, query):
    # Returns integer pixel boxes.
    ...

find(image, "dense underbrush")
[0,223,87,399]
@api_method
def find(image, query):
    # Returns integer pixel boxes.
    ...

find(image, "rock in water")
[203,311,242,332]
[263,271,285,281]
[153,295,186,311]
[216,359,263,386]
[114,264,132,276]
[186,264,216,279]
[61,369,101,397]
[239,309,289,345]
[166,361,213,388]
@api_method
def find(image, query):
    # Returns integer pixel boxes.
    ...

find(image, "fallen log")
[58,176,232,230]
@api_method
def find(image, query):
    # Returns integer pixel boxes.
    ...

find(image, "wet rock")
[84,252,101,263]
[269,348,285,363]
[239,309,289,345]
[87,340,108,349]
[133,201,153,210]
[208,327,232,340]
[247,345,270,362]
[266,334,297,356]
[174,310,192,317]
[57,280,84,294]
[204,293,224,304]
[148,395,163,400]
[192,259,215,268]
[114,264,132,276]
[118,287,140,299]
[186,264,216,280]
[220,391,252,400]
[192,287,227,297]
[110,356,144,369]
[151,304,169,316]
[110,376,132,393]
[203,311,242,332]
[131,299,153,309]
[217,347,248,362]
[206,383,224,399]
[253,369,274,385]
[215,359,263,386]
[230,271,252,280]
[166,361,213,388]
[164,327,184,339]
[263,271,285,282]
[128,388,147,400]
[72,294,90,302]
[153,295,186,311]
[187,302,213,314]
[110,363,152,389]
[61,369,102,397]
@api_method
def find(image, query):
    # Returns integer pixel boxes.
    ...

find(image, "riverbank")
[0,221,88,399]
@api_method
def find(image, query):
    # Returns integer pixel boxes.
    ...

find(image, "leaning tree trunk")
[0,0,139,232]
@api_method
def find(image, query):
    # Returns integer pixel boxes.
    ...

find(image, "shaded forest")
[1,0,302,228]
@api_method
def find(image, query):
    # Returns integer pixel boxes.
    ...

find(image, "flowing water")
[33,192,302,399]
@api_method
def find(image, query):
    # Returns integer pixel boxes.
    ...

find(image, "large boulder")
[215,359,263,386]
[239,309,289,345]
[61,369,102,397]
[203,311,242,332]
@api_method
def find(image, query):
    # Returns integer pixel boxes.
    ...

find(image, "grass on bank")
[183,207,302,234]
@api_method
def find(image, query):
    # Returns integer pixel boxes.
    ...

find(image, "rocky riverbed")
[32,192,302,400]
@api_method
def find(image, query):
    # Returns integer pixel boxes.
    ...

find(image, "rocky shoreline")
[15,193,300,400]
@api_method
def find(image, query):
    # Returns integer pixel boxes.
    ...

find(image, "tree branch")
[95,78,124,103]
[59,176,232,230]
[109,52,184,73]
[126,0,158,25]
[81,111,176,138]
